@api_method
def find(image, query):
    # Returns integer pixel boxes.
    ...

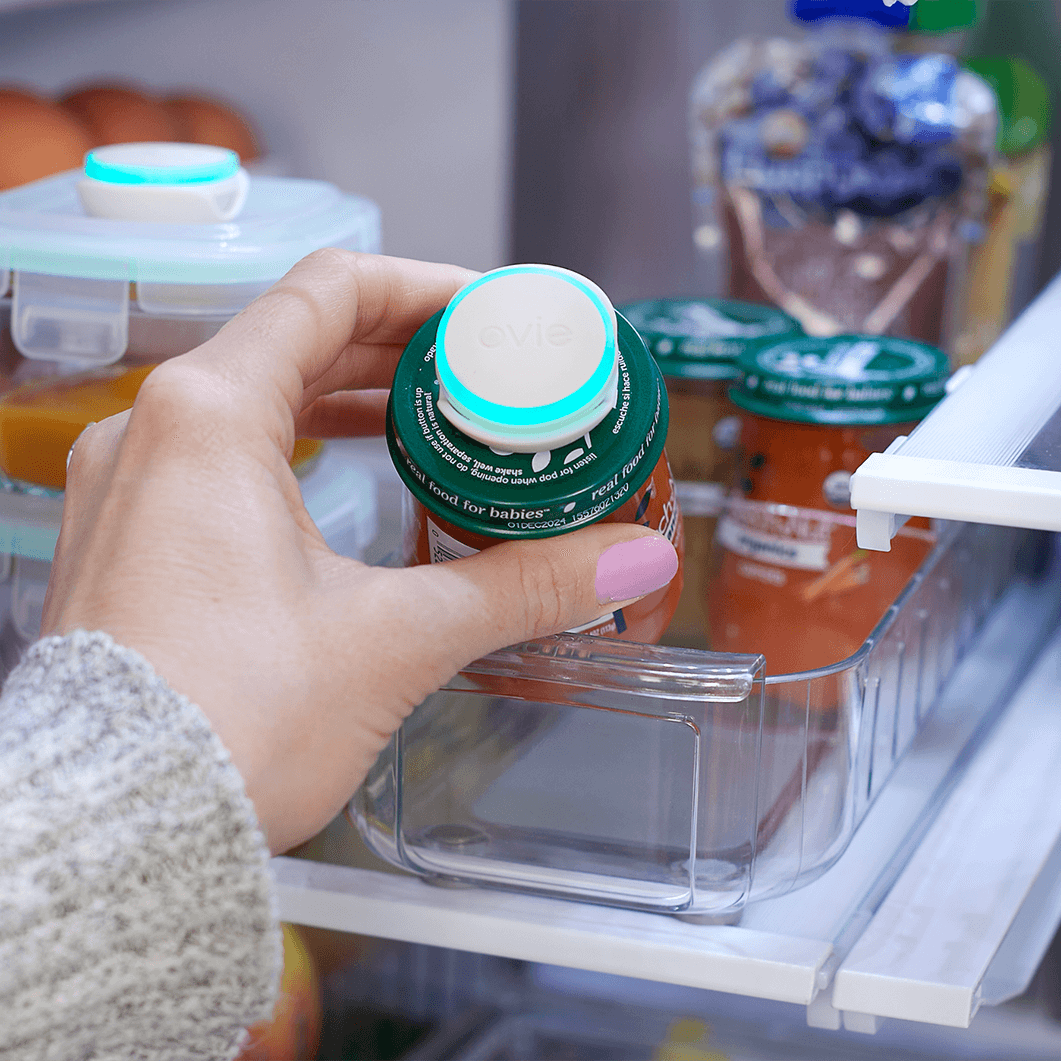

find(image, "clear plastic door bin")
[352,522,1052,915]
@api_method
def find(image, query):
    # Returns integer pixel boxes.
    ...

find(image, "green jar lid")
[963,56,1051,156]
[618,298,803,382]
[387,309,669,539]
[909,0,980,33]
[730,334,949,426]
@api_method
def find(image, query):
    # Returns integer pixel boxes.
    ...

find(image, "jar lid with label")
[730,333,949,425]
[619,298,802,382]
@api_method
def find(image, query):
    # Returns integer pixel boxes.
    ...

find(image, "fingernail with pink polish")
[596,535,679,604]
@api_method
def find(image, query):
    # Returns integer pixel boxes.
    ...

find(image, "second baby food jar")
[620,297,801,648]
[388,265,684,645]
[708,333,948,676]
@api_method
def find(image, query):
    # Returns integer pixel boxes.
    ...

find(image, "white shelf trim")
[853,454,1061,550]
[271,856,832,1004]
[832,629,1061,1026]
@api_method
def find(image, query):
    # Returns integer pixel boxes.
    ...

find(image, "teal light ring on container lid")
[84,143,241,185]
[434,264,620,451]
[78,142,249,224]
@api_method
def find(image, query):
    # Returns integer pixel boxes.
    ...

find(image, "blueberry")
[816,48,863,92]
[920,149,963,198]
[855,54,959,147]
[793,49,865,118]
[852,79,896,142]
[812,106,870,162]
[750,70,792,112]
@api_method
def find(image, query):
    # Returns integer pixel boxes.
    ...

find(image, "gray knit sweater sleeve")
[0,630,282,1061]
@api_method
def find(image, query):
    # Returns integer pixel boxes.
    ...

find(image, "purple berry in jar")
[855,54,960,147]
[792,48,864,117]
[814,106,870,161]
[761,108,810,159]
[918,148,963,198]
[750,69,793,112]
[816,48,863,94]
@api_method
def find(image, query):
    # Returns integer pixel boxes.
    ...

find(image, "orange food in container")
[708,333,949,676]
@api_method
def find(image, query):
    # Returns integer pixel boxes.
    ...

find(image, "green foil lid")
[964,56,1051,156]
[387,309,669,539]
[909,0,980,33]
[619,298,802,382]
[730,334,949,426]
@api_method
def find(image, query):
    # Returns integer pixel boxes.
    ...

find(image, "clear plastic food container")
[0,144,380,496]
[352,521,1048,916]
[0,143,380,669]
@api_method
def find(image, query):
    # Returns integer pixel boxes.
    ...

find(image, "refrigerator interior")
[6,0,1061,1057]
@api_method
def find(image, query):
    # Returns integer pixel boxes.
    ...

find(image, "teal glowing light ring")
[84,148,240,186]
[435,265,617,428]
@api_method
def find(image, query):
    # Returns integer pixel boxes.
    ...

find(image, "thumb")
[402,523,680,672]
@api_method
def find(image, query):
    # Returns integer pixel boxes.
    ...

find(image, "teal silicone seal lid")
[435,264,619,452]
[388,307,669,539]
[84,143,241,185]
[78,143,250,224]
[620,298,803,382]
[730,333,949,425]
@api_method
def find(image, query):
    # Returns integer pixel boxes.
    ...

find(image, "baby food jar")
[388,264,684,645]
[708,333,948,676]
[620,297,800,648]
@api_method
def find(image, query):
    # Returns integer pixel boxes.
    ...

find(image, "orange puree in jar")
[708,335,949,676]
[0,364,323,492]
[619,298,802,649]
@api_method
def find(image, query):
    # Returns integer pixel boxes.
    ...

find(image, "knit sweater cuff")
[0,630,282,1061]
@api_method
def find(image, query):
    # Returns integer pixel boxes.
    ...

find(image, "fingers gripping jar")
[388,265,684,645]
[708,333,948,676]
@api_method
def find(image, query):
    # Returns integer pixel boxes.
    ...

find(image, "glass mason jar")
[689,9,997,349]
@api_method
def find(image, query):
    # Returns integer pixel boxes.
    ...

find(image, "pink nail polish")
[596,536,679,605]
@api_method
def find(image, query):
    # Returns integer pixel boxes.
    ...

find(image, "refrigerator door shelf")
[852,272,1061,550]
[273,570,1061,1030]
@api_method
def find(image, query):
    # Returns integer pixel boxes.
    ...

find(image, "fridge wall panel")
[0,0,514,271]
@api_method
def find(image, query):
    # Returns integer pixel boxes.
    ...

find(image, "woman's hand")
[41,250,678,854]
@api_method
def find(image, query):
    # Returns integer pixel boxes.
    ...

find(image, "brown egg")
[164,93,260,161]
[61,82,178,146]
[0,86,42,105]
[0,88,93,190]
